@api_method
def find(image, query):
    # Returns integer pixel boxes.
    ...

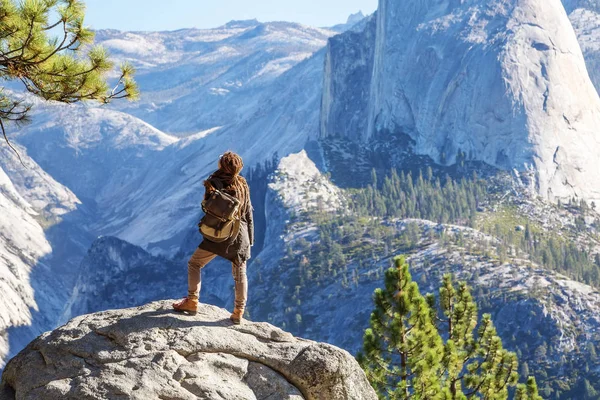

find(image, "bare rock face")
[367,0,600,204]
[321,15,377,143]
[0,301,376,400]
[0,161,53,368]
[322,0,600,203]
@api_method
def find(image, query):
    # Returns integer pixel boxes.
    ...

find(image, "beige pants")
[187,248,247,311]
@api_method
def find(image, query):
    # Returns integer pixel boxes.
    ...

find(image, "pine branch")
[43,18,64,31]
[0,118,24,167]
[463,348,494,397]
[497,362,514,391]
[27,23,73,64]
[0,18,36,59]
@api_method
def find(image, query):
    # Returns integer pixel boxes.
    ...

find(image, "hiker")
[173,151,254,324]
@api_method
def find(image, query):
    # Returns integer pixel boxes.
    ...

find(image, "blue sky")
[84,0,378,32]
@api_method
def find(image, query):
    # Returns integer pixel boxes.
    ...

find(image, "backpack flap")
[199,214,241,243]
[202,189,240,220]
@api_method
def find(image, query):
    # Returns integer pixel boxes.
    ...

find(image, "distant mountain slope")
[94,21,336,135]
[10,45,327,258]
[111,51,326,255]
[330,11,367,32]
[563,0,600,13]
[12,101,177,203]
[570,8,600,93]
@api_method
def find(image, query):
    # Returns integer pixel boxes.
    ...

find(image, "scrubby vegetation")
[282,167,600,289]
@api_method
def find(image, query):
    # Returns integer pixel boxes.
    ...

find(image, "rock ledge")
[0,301,376,400]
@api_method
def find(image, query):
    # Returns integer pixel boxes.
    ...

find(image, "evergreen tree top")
[360,257,525,399]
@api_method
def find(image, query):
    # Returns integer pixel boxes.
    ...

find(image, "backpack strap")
[203,177,223,212]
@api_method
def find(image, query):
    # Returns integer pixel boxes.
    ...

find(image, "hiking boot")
[173,297,198,315]
[230,308,244,325]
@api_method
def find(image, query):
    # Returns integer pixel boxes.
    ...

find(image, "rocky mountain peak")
[346,11,366,25]
[0,301,376,400]
[330,11,369,32]
[222,19,262,29]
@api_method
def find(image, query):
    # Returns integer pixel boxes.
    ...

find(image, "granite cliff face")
[0,301,376,400]
[0,143,82,368]
[0,166,48,368]
[322,0,600,203]
[321,15,377,143]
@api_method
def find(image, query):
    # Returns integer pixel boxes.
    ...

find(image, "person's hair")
[208,151,250,214]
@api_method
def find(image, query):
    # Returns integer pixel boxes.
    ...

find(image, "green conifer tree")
[583,379,598,400]
[433,275,520,399]
[515,377,543,400]
[360,264,526,400]
[1,0,138,157]
[358,256,444,399]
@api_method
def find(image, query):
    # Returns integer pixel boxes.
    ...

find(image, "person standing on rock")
[173,151,254,324]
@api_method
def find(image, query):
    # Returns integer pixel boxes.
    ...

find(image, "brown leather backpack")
[198,179,241,243]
